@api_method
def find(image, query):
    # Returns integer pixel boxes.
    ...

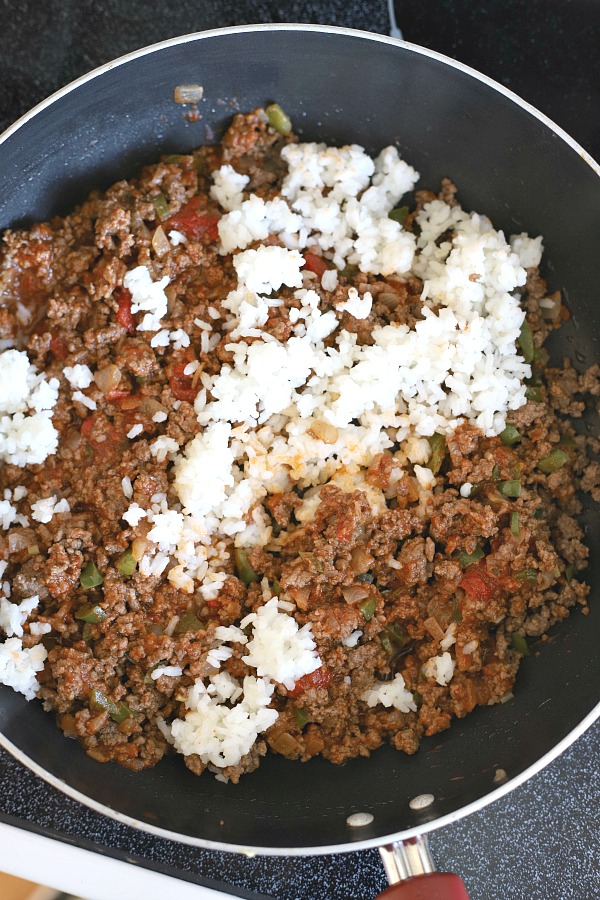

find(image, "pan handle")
[376,835,470,899]
[376,872,470,899]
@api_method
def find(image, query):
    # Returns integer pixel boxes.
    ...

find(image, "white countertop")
[0,822,228,900]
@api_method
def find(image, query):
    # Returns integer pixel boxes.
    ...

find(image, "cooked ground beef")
[0,110,597,781]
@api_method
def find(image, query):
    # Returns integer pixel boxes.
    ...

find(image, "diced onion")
[424,616,445,641]
[174,84,204,104]
[307,420,339,444]
[342,584,370,605]
[152,225,171,258]
[131,537,149,561]
[94,364,122,394]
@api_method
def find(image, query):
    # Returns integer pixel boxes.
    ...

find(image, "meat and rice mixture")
[0,107,598,782]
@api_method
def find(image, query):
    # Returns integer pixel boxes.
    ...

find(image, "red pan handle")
[376,872,470,899]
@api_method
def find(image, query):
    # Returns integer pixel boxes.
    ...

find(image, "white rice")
[0,594,39,638]
[170,674,278,769]
[0,500,18,530]
[0,638,48,700]
[169,592,321,769]
[30,496,70,523]
[240,597,321,690]
[361,674,417,713]
[151,665,183,680]
[423,652,455,686]
[124,265,169,332]
[0,349,59,467]
[63,364,93,389]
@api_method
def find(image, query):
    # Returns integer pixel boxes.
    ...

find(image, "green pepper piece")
[234,548,259,584]
[379,633,394,656]
[388,205,409,225]
[565,564,574,582]
[518,319,535,363]
[385,622,408,644]
[80,561,103,590]
[516,567,537,584]
[152,192,169,220]
[358,596,376,621]
[511,633,530,656]
[499,425,521,446]
[89,687,134,723]
[265,103,292,136]
[174,611,203,634]
[456,546,484,567]
[164,153,190,165]
[537,449,570,474]
[116,548,136,577]
[271,578,282,597]
[525,386,543,402]
[511,510,520,536]
[357,573,374,583]
[451,596,462,623]
[339,264,359,278]
[498,480,521,498]
[82,622,93,642]
[75,603,107,624]
[112,701,136,724]
[294,707,309,728]
[427,433,446,475]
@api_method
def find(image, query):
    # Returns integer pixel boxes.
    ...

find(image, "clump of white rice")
[0,349,59,466]
[0,594,40,638]
[0,639,48,700]
[123,265,170,332]
[423,652,456,686]
[240,597,321,690]
[171,674,278,768]
[169,595,321,769]
[361,674,417,712]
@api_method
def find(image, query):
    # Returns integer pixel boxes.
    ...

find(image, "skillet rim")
[0,22,598,857]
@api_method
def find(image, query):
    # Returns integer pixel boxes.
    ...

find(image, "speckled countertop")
[1,2,599,898]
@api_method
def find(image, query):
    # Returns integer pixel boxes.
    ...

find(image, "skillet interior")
[0,26,598,853]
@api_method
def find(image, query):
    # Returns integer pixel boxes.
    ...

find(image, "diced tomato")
[80,416,95,441]
[166,197,219,242]
[302,252,328,279]
[115,288,136,333]
[459,560,497,603]
[288,666,331,697]
[334,518,355,543]
[206,599,220,609]
[80,413,120,460]
[106,389,131,403]
[169,362,198,403]
[49,332,69,360]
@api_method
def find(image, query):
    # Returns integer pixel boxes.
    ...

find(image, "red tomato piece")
[167,197,219,242]
[288,666,331,697]
[302,252,328,279]
[459,561,494,602]
[49,332,69,360]
[106,389,131,403]
[169,362,198,403]
[115,288,136,333]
